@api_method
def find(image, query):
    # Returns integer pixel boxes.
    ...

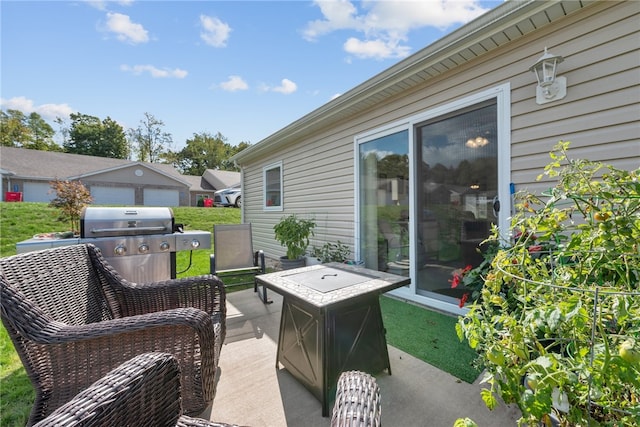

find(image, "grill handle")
[89,226,168,234]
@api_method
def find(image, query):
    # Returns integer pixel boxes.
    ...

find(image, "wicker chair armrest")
[33,352,183,426]
[331,371,381,427]
[23,307,214,345]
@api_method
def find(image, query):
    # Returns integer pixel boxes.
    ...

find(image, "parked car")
[213,187,241,208]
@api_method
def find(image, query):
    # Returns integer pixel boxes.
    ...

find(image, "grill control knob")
[190,239,200,249]
[138,243,150,254]
[159,241,170,251]
[114,245,126,256]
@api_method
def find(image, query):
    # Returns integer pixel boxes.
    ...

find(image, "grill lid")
[80,207,174,238]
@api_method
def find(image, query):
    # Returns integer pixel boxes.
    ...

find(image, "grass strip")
[380,295,482,383]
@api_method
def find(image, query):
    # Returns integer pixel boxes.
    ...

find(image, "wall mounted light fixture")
[466,136,489,148]
[529,47,566,105]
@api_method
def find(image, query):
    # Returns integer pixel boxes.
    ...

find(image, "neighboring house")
[181,174,216,206]
[202,169,241,191]
[183,170,241,206]
[0,147,240,207]
[232,1,639,314]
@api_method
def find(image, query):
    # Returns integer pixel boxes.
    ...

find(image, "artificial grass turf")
[380,296,483,384]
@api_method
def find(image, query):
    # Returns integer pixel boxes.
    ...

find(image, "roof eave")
[232,0,593,165]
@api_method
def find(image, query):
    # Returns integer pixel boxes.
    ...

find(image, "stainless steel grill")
[16,207,211,283]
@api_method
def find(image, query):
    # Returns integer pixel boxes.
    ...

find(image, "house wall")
[240,1,639,261]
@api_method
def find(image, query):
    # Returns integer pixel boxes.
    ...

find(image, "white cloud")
[120,64,188,78]
[219,75,249,92]
[200,15,231,47]
[303,0,362,41]
[271,79,298,95]
[344,37,410,60]
[104,12,149,44]
[304,0,489,60]
[1,96,74,120]
[85,1,133,11]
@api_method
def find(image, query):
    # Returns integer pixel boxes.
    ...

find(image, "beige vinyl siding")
[243,132,357,260]
[509,0,639,194]
[241,1,639,261]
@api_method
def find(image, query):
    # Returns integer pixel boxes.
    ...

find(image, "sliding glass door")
[356,86,508,312]
[414,101,498,304]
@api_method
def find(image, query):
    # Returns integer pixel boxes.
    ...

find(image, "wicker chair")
[0,243,226,426]
[331,371,382,427]
[33,352,241,427]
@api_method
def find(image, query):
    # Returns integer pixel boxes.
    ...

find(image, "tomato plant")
[457,141,640,426]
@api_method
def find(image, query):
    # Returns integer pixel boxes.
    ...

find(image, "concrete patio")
[202,288,521,426]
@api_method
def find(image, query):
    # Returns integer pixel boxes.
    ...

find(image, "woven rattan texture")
[0,244,226,426]
[331,371,381,427]
[33,352,242,427]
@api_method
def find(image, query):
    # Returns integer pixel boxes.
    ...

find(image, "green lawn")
[0,202,241,426]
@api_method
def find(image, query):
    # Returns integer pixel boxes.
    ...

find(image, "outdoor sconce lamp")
[465,136,489,148]
[529,47,566,105]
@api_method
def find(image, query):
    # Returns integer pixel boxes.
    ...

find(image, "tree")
[49,179,93,232]
[64,113,128,159]
[26,112,59,151]
[165,132,249,175]
[0,109,29,147]
[0,109,60,151]
[128,112,172,163]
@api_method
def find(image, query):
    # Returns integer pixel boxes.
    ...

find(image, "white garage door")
[24,182,54,202]
[144,189,179,206]
[91,186,135,205]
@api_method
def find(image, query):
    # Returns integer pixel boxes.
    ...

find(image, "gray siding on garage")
[239,1,639,261]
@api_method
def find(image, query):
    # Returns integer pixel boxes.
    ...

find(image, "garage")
[144,188,179,206]
[23,182,54,202]
[91,186,135,206]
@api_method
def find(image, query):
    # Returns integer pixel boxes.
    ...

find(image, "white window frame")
[354,83,511,314]
[263,161,283,211]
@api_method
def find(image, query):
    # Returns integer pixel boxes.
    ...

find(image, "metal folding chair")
[210,223,270,304]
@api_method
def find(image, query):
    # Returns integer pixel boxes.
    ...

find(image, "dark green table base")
[277,293,391,416]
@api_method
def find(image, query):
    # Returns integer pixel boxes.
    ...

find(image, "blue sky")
[1,0,502,150]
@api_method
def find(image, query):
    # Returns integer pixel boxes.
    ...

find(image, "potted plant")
[273,214,316,269]
[308,241,352,264]
[456,142,640,426]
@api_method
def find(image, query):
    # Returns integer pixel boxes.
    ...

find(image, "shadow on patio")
[204,288,521,426]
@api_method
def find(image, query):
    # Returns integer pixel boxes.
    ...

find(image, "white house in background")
[0,147,240,207]
[232,0,639,314]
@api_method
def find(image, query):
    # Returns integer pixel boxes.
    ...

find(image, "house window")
[263,161,283,211]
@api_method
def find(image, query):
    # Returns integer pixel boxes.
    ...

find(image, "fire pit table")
[256,263,410,416]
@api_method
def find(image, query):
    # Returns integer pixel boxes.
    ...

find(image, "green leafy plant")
[457,141,640,426]
[48,179,93,233]
[309,241,351,263]
[449,240,501,307]
[273,214,316,260]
